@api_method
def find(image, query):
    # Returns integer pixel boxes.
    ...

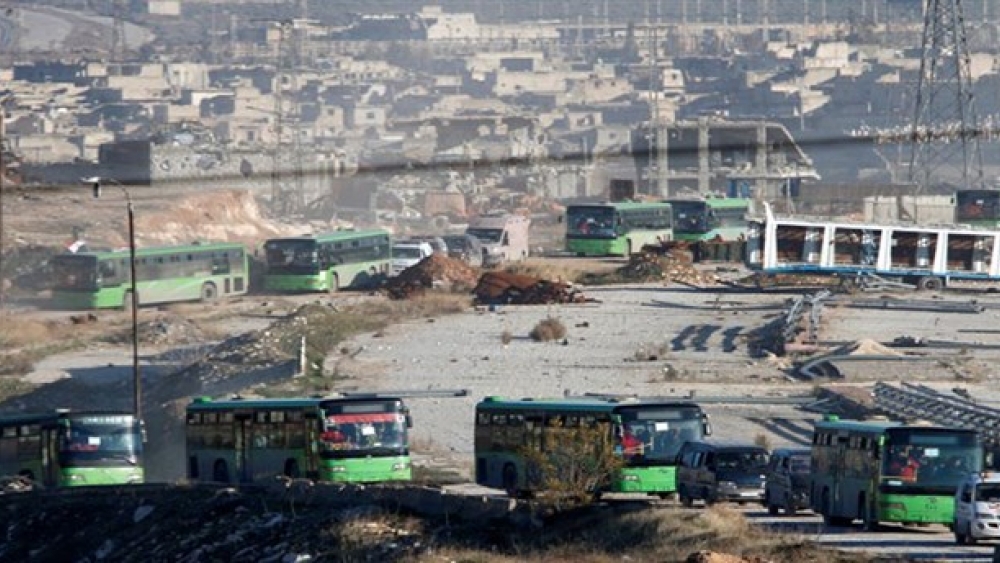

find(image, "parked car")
[390,241,433,276]
[442,234,484,266]
[406,235,449,256]
[763,448,811,515]
[676,440,769,507]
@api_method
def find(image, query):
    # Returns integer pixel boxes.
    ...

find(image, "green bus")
[474,396,711,498]
[565,201,674,256]
[0,410,144,486]
[810,417,982,529]
[262,229,391,292]
[185,395,415,484]
[50,242,249,310]
[668,197,754,242]
[955,189,1000,228]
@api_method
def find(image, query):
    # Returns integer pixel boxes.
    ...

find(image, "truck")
[466,212,531,267]
[746,203,1000,291]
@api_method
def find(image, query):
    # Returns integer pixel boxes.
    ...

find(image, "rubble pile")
[473,271,592,305]
[579,253,720,287]
[384,254,481,299]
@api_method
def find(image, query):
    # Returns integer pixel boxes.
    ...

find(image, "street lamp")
[84,176,141,420]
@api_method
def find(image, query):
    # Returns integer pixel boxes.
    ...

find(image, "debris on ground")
[473,271,593,305]
[384,254,481,300]
[578,252,721,287]
[830,338,902,357]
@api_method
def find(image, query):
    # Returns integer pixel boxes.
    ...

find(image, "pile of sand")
[832,338,901,357]
[133,190,298,247]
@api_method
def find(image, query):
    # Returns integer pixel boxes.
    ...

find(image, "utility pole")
[908,0,984,190]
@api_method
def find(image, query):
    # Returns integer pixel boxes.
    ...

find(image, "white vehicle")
[466,213,531,267]
[954,472,1000,544]
[390,241,433,276]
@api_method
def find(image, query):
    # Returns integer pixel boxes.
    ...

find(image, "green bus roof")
[667,198,752,210]
[475,396,700,413]
[266,229,390,244]
[566,201,672,212]
[0,410,137,426]
[813,418,976,435]
[62,242,246,260]
[186,395,405,411]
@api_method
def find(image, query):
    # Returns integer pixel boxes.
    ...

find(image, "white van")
[391,241,433,276]
[466,213,531,267]
[954,472,1000,544]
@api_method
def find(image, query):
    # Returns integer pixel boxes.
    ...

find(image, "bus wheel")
[626,241,633,257]
[502,464,519,498]
[284,459,300,479]
[213,460,230,483]
[917,276,943,292]
[201,282,218,301]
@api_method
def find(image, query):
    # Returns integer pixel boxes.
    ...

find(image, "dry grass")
[405,505,881,563]
[530,317,567,342]
[0,316,67,350]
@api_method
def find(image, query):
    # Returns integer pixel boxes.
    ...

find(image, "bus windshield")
[619,412,704,462]
[51,255,99,290]
[320,413,407,457]
[882,430,982,487]
[60,421,142,466]
[671,201,711,234]
[566,206,617,237]
[264,240,319,274]
[956,191,1000,222]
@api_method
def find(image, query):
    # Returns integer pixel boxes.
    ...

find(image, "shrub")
[518,421,623,505]
[754,432,772,451]
[530,317,567,342]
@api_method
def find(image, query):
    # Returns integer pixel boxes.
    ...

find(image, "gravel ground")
[338,283,816,474]
[336,283,1000,477]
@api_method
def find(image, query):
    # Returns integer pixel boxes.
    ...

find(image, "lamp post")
[86,177,140,420]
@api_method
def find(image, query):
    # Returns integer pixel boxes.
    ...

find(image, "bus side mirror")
[703,422,713,436]
[405,415,413,429]
[557,215,563,224]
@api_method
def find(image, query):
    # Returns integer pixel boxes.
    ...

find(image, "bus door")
[41,427,61,486]
[233,412,252,483]
[304,413,320,479]
[832,433,848,510]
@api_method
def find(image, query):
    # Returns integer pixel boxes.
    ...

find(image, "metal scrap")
[473,271,594,305]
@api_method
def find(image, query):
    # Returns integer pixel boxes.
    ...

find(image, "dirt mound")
[579,253,719,287]
[132,190,295,247]
[832,338,901,357]
[384,254,480,299]
[686,551,771,563]
[473,271,592,305]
